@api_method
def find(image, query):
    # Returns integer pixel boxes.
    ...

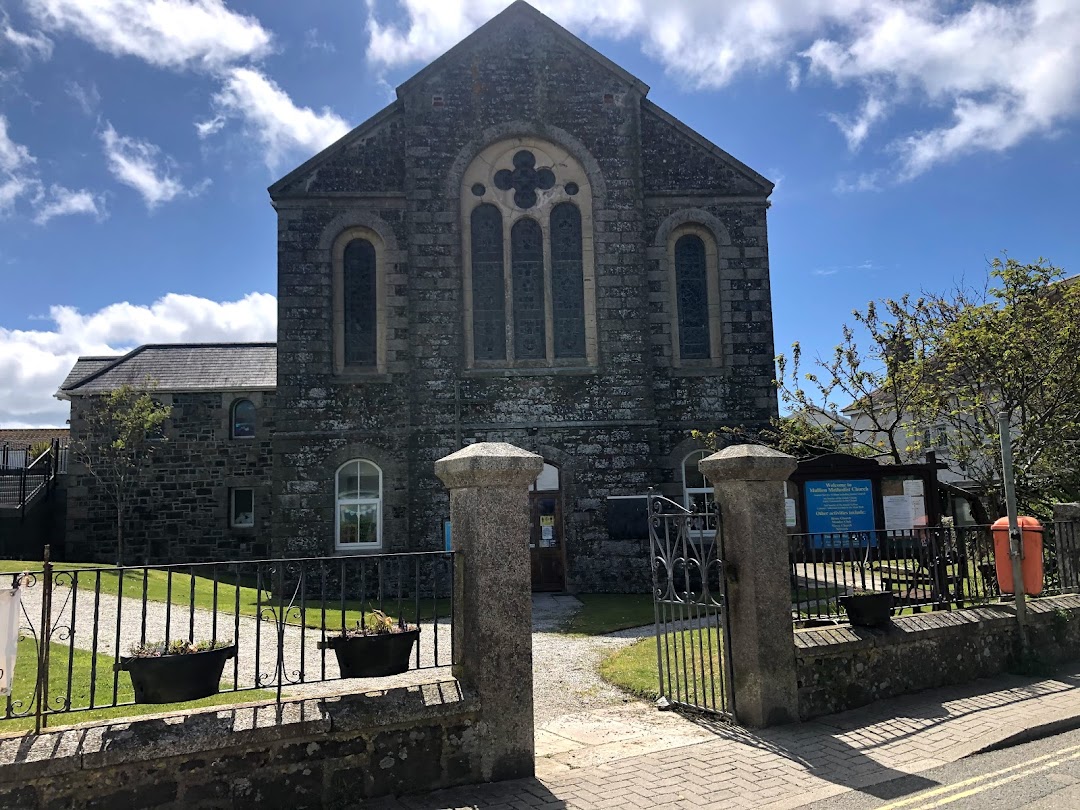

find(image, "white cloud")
[100,123,209,208]
[65,80,101,115]
[211,67,350,169]
[828,95,887,151]
[33,185,106,225]
[364,0,1080,182]
[3,23,53,60]
[25,0,271,71]
[0,292,277,427]
[194,115,225,138]
[0,115,34,173]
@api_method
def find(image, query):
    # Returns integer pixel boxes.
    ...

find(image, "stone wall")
[0,684,482,809]
[796,595,1080,720]
[66,390,275,564]
[270,5,776,592]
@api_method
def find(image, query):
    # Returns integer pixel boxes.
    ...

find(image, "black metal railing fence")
[1,548,455,733]
[789,523,1080,621]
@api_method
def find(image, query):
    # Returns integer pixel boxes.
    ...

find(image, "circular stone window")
[471,183,486,197]
[564,182,579,196]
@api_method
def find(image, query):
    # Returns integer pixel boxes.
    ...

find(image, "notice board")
[804,479,876,548]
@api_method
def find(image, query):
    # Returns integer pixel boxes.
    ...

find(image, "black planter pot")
[116,645,236,704]
[839,592,894,627]
[318,629,420,678]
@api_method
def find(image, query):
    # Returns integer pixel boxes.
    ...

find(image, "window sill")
[334,546,384,556]
[464,366,598,379]
[333,370,393,384]
[668,366,732,378]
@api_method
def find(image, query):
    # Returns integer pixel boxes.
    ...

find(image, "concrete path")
[368,663,1080,810]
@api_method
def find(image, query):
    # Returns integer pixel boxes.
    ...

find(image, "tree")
[770,255,1080,517]
[705,413,877,459]
[74,384,171,565]
[910,257,1080,516]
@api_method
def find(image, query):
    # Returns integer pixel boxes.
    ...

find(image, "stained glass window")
[550,203,586,359]
[470,204,506,361]
[511,218,546,359]
[231,399,256,439]
[675,234,710,360]
[343,239,377,366]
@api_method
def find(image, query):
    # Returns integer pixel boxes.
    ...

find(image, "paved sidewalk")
[369,665,1080,810]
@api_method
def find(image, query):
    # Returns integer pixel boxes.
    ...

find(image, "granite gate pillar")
[700,444,799,727]
[435,442,543,782]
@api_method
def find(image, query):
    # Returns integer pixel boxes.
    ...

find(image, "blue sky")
[1,0,1078,427]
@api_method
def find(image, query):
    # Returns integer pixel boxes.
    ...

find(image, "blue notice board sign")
[804,479,876,548]
[444,520,452,552]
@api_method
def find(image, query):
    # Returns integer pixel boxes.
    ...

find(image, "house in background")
[57,1,780,591]
[57,344,275,563]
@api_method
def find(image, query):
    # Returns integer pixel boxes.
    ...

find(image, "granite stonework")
[66,391,275,564]
[0,684,483,809]
[436,443,542,781]
[796,595,1080,720]
[269,2,778,592]
[701,445,799,727]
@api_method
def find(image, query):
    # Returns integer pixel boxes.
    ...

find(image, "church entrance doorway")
[529,463,565,592]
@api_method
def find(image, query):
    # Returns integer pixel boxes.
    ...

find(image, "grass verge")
[560,594,655,635]
[0,637,274,733]
[0,561,449,632]
[600,626,725,706]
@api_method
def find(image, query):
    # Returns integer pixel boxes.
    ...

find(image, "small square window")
[231,488,255,528]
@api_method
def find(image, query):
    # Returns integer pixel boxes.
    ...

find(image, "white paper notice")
[785,499,797,528]
[910,495,927,524]
[903,479,925,498]
[883,495,914,531]
[0,587,22,696]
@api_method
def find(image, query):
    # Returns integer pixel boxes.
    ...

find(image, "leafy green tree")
[910,257,1080,516]
[74,384,171,565]
[768,255,1079,517]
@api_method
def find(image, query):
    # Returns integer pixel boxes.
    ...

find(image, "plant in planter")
[318,610,420,678]
[838,589,895,628]
[116,639,236,704]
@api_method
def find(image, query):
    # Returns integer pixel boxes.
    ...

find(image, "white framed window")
[682,450,717,535]
[230,488,255,528]
[335,459,383,551]
[231,399,256,439]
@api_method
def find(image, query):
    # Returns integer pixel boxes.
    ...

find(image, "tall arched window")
[511,218,546,360]
[231,399,256,439]
[675,234,710,360]
[343,238,377,366]
[471,204,506,362]
[335,459,382,550]
[551,203,586,359]
[682,450,717,534]
[462,138,597,368]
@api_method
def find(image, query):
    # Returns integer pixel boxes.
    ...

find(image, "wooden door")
[530,491,565,591]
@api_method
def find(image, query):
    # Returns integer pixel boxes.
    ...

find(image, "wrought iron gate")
[647,492,734,718]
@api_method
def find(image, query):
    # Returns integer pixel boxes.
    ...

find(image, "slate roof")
[56,343,277,397]
[0,428,69,445]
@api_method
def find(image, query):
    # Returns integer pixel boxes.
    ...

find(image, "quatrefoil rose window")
[493,150,556,209]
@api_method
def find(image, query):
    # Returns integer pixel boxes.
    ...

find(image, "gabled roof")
[56,344,277,398]
[397,1,649,98]
[268,1,650,199]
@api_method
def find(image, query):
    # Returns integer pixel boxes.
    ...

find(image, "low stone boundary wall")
[0,681,481,809]
[796,595,1080,720]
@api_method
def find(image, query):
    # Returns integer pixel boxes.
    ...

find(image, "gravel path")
[14,584,654,725]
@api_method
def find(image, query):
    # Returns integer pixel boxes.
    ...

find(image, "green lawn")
[0,637,274,733]
[560,594,655,635]
[600,626,726,711]
[0,561,449,633]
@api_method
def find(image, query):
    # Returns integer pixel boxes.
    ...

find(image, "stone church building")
[60,2,777,592]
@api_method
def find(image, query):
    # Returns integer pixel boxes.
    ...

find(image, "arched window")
[675,234,710,360]
[335,459,382,550]
[682,450,717,534]
[511,218,545,360]
[343,238,377,366]
[462,139,597,368]
[231,399,256,439]
[471,204,506,362]
[550,203,586,359]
